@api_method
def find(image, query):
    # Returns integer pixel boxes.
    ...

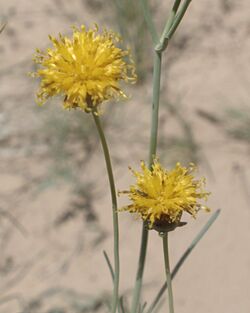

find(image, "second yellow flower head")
[119,160,210,230]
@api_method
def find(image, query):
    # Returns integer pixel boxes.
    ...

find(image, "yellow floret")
[119,160,210,229]
[31,25,136,113]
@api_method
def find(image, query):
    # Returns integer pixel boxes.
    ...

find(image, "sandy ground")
[0,0,250,312]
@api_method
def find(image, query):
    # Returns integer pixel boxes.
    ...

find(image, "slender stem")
[92,113,120,313]
[130,222,149,313]
[130,50,162,313]
[132,0,192,311]
[140,0,159,44]
[103,250,115,282]
[162,234,175,313]
[156,0,192,52]
[166,0,192,41]
[147,209,220,313]
[161,0,182,42]
[148,51,162,166]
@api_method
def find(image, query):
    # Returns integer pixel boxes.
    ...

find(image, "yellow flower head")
[119,160,210,231]
[31,25,136,113]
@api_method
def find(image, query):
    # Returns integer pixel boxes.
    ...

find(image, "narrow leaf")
[119,296,126,313]
[103,250,115,282]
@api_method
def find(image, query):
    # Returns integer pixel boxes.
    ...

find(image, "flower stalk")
[148,51,162,167]
[162,233,175,313]
[92,112,120,313]
[130,49,162,313]
[32,23,136,313]
[130,222,148,313]
[130,1,194,312]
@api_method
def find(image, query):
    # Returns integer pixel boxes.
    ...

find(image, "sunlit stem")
[130,49,162,313]
[131,3,165,313]
[167,0,192,40]
[130,222,148,313]
[156,0,192,52]
[148,51,162,167]
[162,233,175,313]
[131,0,193,312]
[159,0,182,46]
[92,112,120,313]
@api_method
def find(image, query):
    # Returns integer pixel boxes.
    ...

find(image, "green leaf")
[103,250,115,282]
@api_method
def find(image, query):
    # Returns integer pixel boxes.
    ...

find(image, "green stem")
[131,3,165,311]
[92,113,120,313]
[166,0,192,41]
[147,209,220,313]
[130,50,162,313]
[130,222,149,313]
[156,0,192,52]
[162,234,175,313]
[148,51,162,166]
[131,0,193,311]
[161,0,182,42]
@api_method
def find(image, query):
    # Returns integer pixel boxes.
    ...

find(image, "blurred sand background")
[0,0,250,312]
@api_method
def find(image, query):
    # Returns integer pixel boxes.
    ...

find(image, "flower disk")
[32,25,136,112]
[119,160,210,229]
